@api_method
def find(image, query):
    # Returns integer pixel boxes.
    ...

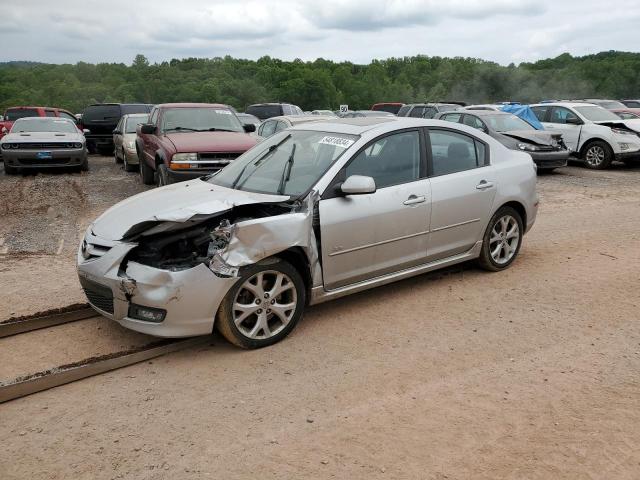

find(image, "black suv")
[397,102,465,118]
[245,103,303,121]
[81,103,152,154]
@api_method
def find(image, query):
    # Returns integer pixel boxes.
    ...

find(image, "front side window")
[549,107,580,124]
[209,130,358,197]
[397,105,412,116]
[149,108,159,125]
[260,120,277,137]
[275,121,289,133]
[345,131,421,189]
[125,115,149,133]
[422,107,438,119]
[161,107,243,133]
[429,129,485,176]
[441,113,462,123]
[59,111,77,122]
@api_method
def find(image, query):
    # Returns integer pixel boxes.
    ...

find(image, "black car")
[437,110,569,171]
[245,103,303,121]
[81,103,152,154]
[397,102,465,118]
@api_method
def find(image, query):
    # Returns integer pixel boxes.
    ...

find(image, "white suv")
[530,102,640,169]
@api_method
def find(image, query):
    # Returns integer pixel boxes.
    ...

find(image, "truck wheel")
[3,161,18,175]
[157,164,170,186]
[139,157,155,185]
[582,141,612,169]
[216,258,306,349]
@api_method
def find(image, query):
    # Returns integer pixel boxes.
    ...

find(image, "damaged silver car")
[77,117,538,348]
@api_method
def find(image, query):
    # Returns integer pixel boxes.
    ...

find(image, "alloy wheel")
[585,145,605,167]
[489,215,520,265]
[232,270,297,340]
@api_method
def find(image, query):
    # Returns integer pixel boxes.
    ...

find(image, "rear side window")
[531,106,549,122]
[441,113,462,123]
[409,107,426,118]
[422,107,438,119]
[429,130,485,176]
[45,110,56,117]
[275,121,288,133]
[58,111,77,122]
[462,115,486,131]
[259,120,277,137]
[5,108,39,121]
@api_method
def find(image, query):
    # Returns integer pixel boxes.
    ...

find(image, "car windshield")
[483,114,534,131]
[11,118,77,133]
[591,100,626,109]
[161,107,243,133]
[125,115,148,133]
[208,130,359,197]
[6,108,39,121]
[574,106,621,121]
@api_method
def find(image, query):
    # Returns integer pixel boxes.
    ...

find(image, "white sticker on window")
[215,109,232,115]
[318,136,354,148]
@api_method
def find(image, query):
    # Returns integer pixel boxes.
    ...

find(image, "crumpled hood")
[2,131,85,143]
[165,131,258,153]
[500,129,560,146]
[595,118,640,133]
[91,179,290,241]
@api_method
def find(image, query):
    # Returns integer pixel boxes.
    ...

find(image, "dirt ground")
[1,157,640,479]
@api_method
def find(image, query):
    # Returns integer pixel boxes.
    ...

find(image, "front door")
[319,130,431,290]
[537,106,582,151]
[426,128,497,260]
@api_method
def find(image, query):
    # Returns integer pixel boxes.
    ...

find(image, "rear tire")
[582,141,612,170]
[3,161,18,175]
[478,206,523,272]
[216,258,306,349]
[139,155,155,185]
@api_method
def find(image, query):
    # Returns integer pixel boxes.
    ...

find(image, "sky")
[2,0,640,66]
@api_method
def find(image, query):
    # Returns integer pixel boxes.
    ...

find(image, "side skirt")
[309,241,483,305]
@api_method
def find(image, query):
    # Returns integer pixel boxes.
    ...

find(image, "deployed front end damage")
[78,191,322,337]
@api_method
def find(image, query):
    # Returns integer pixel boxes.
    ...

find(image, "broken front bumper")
[76,229,238,337]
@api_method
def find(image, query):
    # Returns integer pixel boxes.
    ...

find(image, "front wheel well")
[273,248,312,300]
[579,138,612,157]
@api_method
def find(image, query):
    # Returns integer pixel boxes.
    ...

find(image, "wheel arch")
[273,247,313,300]
[498,200,527,228]
[579,137,613,157]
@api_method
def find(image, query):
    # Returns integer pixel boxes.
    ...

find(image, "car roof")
[459,110,511,117]
[530,102,597,108]
[268,114,334,124]
[157,103,231,109]
[249,103,294,106]
[14,116,75,122]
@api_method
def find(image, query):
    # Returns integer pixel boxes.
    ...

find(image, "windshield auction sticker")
[215,109,232,115]
[319,136,355,148]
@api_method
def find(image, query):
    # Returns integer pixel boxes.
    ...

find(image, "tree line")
[1,51,639,114]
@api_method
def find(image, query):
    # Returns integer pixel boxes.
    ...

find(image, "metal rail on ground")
[0,337,210,403]
[0,305,97,338]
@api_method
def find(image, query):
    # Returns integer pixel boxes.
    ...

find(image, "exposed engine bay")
[125,203,295,272]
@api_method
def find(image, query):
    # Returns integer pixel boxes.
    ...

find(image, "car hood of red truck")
[164,131,258,153]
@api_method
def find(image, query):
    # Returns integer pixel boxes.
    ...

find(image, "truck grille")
[199,152,241,161]
[79,277,114,314]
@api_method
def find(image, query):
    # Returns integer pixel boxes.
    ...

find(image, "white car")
[530,102,640,169]
[77,117,538,348]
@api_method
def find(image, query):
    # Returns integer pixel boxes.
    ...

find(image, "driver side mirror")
[340,175,376,195]
[140,123,156,134]
[243,123,256,133]
[82,128,90,134]
[1,127,7,134]
[565,117,583,125]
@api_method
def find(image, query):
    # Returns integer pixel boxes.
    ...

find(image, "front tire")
[216,258,306,349]
[139,155,155,185]
[478,206,523,272]
[582,141,612,170]
[157,164,170,187]
[3,161,18,174]
[79,157,89,172]
[115,147,123,164]
[123,155,137,172]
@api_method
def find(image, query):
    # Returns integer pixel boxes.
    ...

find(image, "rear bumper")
[2,148,87,168]
[85,135,114,149]
[528,150,569,169]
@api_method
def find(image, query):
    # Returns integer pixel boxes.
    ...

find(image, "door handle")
[403,195,426,206]
[476,180,494,190]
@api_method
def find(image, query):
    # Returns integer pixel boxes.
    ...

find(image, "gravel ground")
[1,159,640,479]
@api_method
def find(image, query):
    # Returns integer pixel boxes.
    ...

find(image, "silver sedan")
[77,117,538,348]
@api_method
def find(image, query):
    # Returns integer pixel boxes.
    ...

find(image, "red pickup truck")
[0,106,78,140]
[136,103,258,186]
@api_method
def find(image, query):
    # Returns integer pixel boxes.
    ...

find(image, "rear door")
[426,128,496,260]
[319,129,431,290]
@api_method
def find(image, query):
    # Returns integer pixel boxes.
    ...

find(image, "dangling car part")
[78,118,538,348]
